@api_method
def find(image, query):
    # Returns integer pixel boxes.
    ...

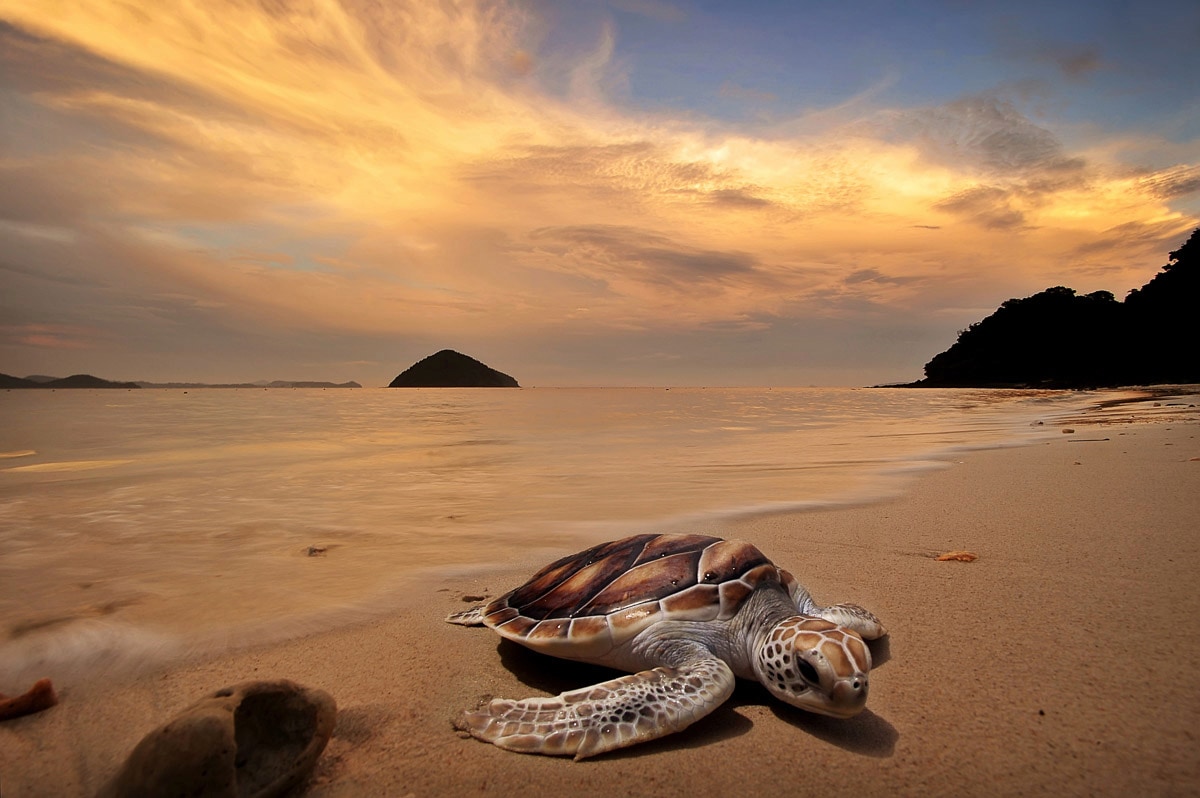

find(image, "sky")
[1,0,1197,387]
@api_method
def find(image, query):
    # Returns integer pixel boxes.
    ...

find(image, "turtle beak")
[830,675,868,715]
[796,676,868,719]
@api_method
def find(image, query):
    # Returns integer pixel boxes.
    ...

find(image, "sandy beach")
[2,407,1197,797]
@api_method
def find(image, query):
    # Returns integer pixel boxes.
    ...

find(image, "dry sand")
[2,409,1198,796]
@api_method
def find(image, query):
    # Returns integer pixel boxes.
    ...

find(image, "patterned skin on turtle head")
[754,616,871,718]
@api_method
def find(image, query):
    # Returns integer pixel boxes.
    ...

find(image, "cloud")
[1050,46,1102,79]
[988,9,1112,81]
[885,93,1080,175]
[843,268,921,287]
[568,21,623,102]
[998,36,1104,80]
[933,186,1026,230]
[1137,165,1200,199]
[530,224,757,280]
[466,140,717,199]
[1,323,99,350]
[1070,219,1193,258]
[706,188,773,209]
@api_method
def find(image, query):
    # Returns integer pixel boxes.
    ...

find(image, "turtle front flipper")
[811,602,886,640]
[784,578,887,640]
[455,657,735,760]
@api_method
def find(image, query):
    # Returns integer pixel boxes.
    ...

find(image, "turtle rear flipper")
[446,606,487,626]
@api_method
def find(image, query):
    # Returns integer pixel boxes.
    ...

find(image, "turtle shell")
[478,534,782,660]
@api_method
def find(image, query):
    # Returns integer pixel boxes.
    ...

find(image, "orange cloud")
[3,323,99,349]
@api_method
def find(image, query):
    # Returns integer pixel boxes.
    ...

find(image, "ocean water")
[0,386,1136,683]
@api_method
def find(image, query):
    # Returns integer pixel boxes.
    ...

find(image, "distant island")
[0,373,141,389]
[905,228,1199,388]
[1,374,361,389]
[389,350,519,387]
[136,380,362,389]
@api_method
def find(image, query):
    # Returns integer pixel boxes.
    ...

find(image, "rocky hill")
[389,350,519,388]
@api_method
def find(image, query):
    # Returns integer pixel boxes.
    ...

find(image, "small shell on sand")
[935,551,978,562]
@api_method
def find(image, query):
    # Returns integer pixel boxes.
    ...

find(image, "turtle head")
[753,616,871,718]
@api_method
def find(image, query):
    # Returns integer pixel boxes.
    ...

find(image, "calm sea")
[0,386,1140,684]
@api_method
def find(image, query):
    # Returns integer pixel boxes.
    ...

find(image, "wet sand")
[2,411,1197,796]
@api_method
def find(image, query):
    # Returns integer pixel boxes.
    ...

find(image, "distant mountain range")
[137,380,362,389]
[0,373,142,389]
[0,374,361,389]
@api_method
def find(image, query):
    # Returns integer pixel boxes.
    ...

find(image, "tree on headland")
[1122,228,1199,384]
[916,228,1199,388]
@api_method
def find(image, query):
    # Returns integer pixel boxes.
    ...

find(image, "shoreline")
[2,403,1198,795]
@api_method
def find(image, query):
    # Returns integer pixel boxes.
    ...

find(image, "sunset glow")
[2,0,1197,385]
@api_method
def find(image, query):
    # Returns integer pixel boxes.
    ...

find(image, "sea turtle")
[447,533,886,759]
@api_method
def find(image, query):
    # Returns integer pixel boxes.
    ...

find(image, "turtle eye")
[797,659,820,685]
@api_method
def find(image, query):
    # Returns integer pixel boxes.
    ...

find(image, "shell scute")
[505,535,659,620]
[660,584,722,620]
[512,559,580,605]
[607,600,662,636]
[515,552,636,620]
[633,533,722,565]
[564,616,616,659]
[526,619,571,642]
[739,562,781,588]
[717,579,755,614]
[495,614,537,637]
[568,615,610,637]
[483,605,520,626]
[580,549,700,615]
[778,568,800,601]
[697,539,771,585]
